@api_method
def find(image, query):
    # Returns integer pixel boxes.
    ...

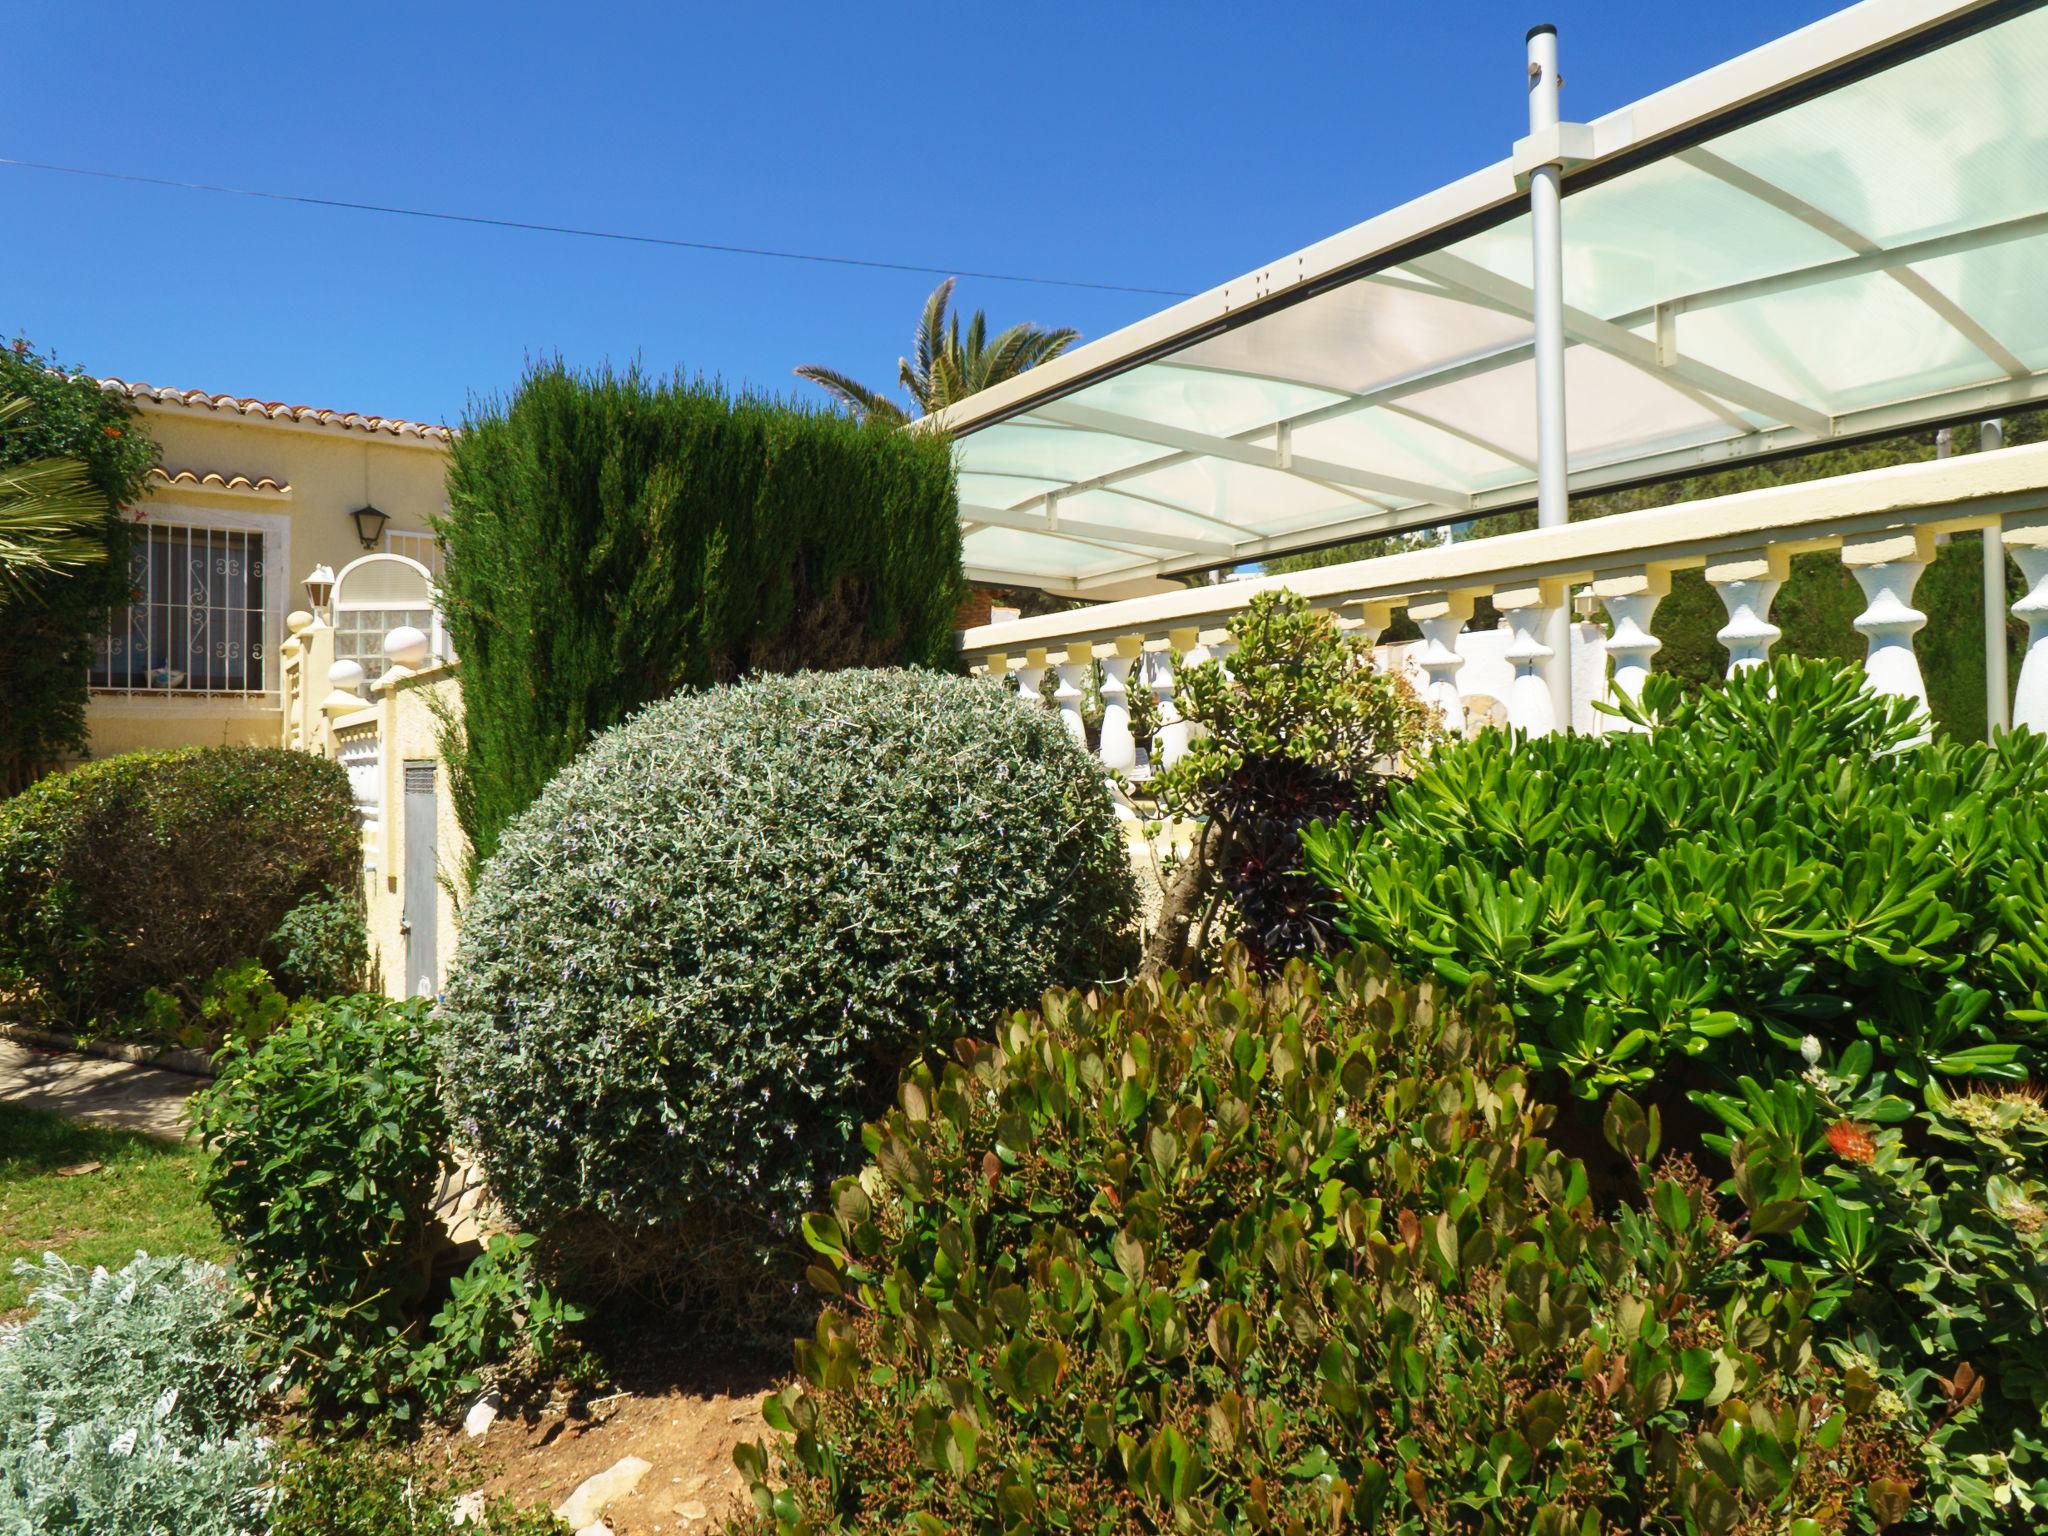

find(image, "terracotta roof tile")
[148,466,292,496]
[99,377,452,444]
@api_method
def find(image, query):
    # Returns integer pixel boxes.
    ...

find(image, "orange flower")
[103,425,123,438]
[1826,1120,1878,1164]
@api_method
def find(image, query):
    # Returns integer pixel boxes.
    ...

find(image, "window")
[91,522,277,695]
[384,528,444,579]
[332,552,442,684]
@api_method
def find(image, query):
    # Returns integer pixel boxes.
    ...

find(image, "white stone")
[555,1457,653,1530]
[449,1490,486,1528]
[463,1394,499,1438]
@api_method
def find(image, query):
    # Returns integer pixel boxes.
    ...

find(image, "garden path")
[0,1039,196,1140]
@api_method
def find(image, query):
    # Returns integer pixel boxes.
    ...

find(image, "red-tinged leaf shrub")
[736,949,1912,1535]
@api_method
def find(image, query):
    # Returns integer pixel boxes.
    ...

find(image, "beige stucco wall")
[354,666,467,1000]
[83,402,449,760]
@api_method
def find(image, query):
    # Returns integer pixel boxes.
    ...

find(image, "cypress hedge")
[438,361,963,866]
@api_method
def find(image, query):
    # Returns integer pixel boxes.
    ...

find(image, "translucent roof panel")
[942,1,2048,593]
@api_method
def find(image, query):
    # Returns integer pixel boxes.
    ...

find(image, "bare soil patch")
[455,1334,784,1535]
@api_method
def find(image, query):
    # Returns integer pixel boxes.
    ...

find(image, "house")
[84,379,450,760]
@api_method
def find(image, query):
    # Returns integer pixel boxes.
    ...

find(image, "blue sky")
[4,2,1840,428]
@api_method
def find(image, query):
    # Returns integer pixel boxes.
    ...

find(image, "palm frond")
[910,279,957,405]
[793,364,910,425]
[0,454,112,602]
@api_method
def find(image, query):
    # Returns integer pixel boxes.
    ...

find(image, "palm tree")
[0,394,109,604]
[797,278,1080,424]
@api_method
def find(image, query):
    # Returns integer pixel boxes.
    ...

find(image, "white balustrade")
[1594,564,1670,730]
[1053,644,1091,747]
[1493,579,1564,738]
[1409,592,1473,736]
[1016,647,1049,708]
[1843,529,1935,716]
[949,441,2048,786]
[1098,636,1142,774]
[1706,548,1789,675]
[1155,626,1204,768]
[1347,600,1392,651]
[2007,516,2048,733]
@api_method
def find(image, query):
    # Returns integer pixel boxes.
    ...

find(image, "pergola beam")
[1031,401,1470,508]
[1677,147,2030,379]
[1408,250,1836,436]
[960,502,1235,556]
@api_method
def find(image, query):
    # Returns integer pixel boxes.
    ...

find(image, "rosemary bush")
[439,668,1137,1314]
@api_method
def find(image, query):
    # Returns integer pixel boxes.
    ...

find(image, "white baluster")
[1098,636,1142,773]
[1053,643,1091,750]
[980,651,1011,693]
[1843,529,1935,720]
[2004,517,2048,733]
[1494,579,1565,738]
[1409,592,1473,737]
[1346,600,1392,660]
[1593,565,1671,732]
[1157,626,1204,767]
[1706,548,1791,676]
[1015,647,1049,708]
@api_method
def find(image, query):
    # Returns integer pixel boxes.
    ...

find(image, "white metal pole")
[1983,417,2010,737]
[1527,23,1574,725]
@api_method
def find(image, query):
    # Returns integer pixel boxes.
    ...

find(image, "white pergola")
[933,0,2048,600]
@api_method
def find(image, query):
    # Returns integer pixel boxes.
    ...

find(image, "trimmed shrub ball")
[0,746,361,1026]
[438,667,1137,1304]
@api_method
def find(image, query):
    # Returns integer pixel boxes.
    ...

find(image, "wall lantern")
[349,504,391,549]
[303,563,336,614]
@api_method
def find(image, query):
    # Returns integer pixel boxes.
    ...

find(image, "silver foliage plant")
[0,1252,270,1536]
[438,668,1138,1259]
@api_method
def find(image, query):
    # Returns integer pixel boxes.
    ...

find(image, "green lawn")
[0,1103,226,1313]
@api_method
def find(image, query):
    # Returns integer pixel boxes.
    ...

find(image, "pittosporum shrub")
[1144,590,1436,975]
[439,667,1138,1314]
[1304,658,2048,1528]
[738,950,1912,1534]
[0,1252,269,1536]
[0,746,361,1028]
[191,994,450,1423]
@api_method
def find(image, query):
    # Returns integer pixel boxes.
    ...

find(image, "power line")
[0,156,1194,299]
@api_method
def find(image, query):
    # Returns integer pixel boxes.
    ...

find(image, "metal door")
[402,761,439,997]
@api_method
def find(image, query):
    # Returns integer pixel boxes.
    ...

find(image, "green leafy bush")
[266,1439,567,1536]
[405,1233,588,1414]
[267,887,373,998]
[739,951,1910,1534]
[191,994,449,1422]
[440,667,1137,1313]
[0,1252,269,1535]
[0,339,160,795]
[1144,590,1437,974]
[1304,659,2048,1527]
[440,359,964,869]
[0,746,361,1030]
